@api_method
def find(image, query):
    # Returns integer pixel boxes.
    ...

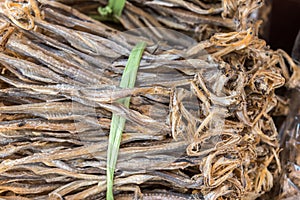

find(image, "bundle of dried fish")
[276,31,300,200]
[278,91,300,200]
[56,0,263,41]
[0,0,298,200]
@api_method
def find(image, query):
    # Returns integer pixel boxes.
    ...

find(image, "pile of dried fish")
[279,91,300,200]
[56,0,262,41]
[0,0,299,200]
[277,31,300,200]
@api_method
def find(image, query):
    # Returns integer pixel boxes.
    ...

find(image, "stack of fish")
[0,0,298,199]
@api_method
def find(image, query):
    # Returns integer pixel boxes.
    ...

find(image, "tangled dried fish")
[56,0,237,41]
[55,0,268,42]
[2,0,41,30]
[0,0,299,200]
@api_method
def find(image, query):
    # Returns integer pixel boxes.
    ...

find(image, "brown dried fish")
[0,0,298,200]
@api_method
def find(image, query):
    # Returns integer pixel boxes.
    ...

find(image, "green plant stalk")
[98,0,126,21]
[106,42,146,200]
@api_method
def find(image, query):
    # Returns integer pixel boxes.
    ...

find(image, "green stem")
[98,0,126,21]
[105,42,146,200]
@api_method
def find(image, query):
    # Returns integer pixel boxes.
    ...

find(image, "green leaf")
[105,42,146,200]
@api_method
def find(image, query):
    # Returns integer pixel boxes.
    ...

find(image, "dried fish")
[0,0,298,200]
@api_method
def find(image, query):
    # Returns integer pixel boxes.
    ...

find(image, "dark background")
[268,0,300,55]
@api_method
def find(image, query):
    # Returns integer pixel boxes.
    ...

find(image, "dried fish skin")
[2,0,41,30]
